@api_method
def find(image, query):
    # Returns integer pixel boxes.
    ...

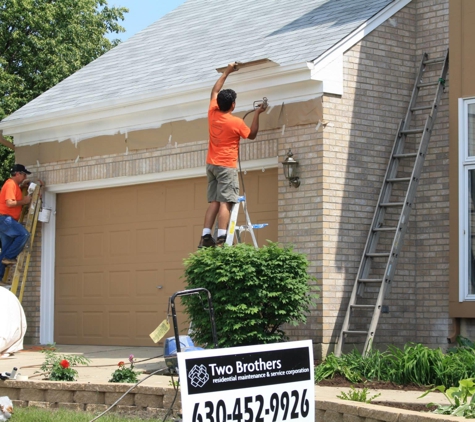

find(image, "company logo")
[188,364,209,388]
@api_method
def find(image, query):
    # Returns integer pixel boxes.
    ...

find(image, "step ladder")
[335,49,449,357]
[225,196,268,247]
[1,182,42,303]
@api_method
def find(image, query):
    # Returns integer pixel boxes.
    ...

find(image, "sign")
[177,340,314,422]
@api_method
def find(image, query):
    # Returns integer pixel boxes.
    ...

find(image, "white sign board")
[177,340,314,422]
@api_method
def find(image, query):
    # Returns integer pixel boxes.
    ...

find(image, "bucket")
[38,208,51,223]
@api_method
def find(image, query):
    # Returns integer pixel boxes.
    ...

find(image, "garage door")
[54,169,277,346]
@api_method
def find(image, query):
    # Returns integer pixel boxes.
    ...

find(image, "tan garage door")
[54,169,277,346]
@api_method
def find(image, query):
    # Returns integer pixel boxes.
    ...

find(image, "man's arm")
[211,63,237,100]
[6,196,31,207]
[247,102,267,140]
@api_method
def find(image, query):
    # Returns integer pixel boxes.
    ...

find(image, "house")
[0,0,464,359]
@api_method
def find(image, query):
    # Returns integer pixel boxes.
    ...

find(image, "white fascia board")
[46,157,278,193]
[2,63,321,146]
[307,0,412,95]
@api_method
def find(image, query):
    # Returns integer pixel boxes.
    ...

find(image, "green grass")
[13,407,162,421]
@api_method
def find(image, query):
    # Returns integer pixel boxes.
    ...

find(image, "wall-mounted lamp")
[281,148,300,188]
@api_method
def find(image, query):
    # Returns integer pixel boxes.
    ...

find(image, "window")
[459,98,475,301]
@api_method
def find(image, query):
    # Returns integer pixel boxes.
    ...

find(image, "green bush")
[315,342,475,387]
[182,242,318,348]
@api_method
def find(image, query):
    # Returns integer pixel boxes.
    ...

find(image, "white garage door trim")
[40,157,278,344]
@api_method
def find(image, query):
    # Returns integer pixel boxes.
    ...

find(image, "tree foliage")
[0,0,128,180]
[182,242,319,348]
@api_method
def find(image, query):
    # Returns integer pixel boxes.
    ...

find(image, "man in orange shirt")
[0,164,32,279]
[199,63,267,248]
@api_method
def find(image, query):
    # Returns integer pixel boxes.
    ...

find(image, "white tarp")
[0,288,26,356]
[0,396,12,420]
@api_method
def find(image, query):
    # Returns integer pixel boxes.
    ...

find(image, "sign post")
[177,340,314,422]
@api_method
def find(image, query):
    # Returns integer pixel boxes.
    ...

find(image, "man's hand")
[255,102,267,114]
[22,196,32,205]
[211,62,239,100]
[225,62,238,74]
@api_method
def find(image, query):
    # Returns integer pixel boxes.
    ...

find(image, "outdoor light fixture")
[282,148,300,188]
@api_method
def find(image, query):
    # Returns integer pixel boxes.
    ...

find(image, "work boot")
[216,235,227,246]
[1,258,17,266]
[198,234,216,248]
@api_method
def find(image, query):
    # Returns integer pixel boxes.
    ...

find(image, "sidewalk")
[0,344,449,406]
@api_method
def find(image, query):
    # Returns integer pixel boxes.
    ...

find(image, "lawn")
[12,407,167,421]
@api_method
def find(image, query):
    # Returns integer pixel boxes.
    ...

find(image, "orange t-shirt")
[0,179,23,220]
[206,98,251,168]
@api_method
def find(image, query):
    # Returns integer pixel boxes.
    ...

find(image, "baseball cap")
[11,164,31,175]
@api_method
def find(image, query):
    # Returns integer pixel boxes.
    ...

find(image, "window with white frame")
[460,98,475,301]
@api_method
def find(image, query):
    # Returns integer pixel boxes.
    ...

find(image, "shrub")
[182,242,318,348]
[38,345,90,381]
[315,342,475,387]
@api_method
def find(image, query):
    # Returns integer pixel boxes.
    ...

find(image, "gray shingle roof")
[5,0,394,122]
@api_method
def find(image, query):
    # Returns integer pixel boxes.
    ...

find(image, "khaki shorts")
[206,164,239,203]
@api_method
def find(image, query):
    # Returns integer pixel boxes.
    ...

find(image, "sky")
[108,0,187,42]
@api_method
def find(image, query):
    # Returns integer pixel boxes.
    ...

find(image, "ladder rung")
[343,330,369,335]
[423,57,445,65]
[411,105,432,112]
[380,202,404,207]
[359,279,383,284]
[393,152,417,158]
[401,128,424,135]
[373,227,397,232]
[366,252,390,258]
[417,81,439,88]
[351,304,375,309]
[387,177,411,183]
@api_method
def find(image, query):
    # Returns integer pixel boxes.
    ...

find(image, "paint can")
[38,208,51,223]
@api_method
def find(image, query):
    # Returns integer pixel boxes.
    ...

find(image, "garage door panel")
[83,312,105,338]
[83,271,104,299]
[56,272,81,299]
[135,310,160,340]
[109,229,133,257]
[136,228,160,255]
[84,190,108,223]
[57,232,82,262]
[109,311,132,340]
[55,311,80,338]
[109,270,131,298]
[55,170,277,346]
[135,269,161,297]
[193,180,209,211]
[137,184,166,216]
[83,232,104,259]
[56,194,85,229]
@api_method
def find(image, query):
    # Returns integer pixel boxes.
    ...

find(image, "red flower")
[60,359,70,369]
[118,361,125,367]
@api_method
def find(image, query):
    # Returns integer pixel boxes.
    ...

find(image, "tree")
[0,0,128,182]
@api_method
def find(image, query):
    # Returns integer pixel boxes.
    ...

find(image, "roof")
[3,0,395,124]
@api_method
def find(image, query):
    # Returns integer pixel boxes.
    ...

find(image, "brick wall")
[315,0,450,356]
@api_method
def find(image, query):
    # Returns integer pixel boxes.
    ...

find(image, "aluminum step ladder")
[225,196,268,247]
[1,183,42,303]
[335,49,449,357]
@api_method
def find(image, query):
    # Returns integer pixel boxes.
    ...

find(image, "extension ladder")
[1,182,42,303]
[225,196,268,247]
[335,49,449,357]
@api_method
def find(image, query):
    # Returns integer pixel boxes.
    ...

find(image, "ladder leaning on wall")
[1,183,42,303]
[335,49,449,357]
